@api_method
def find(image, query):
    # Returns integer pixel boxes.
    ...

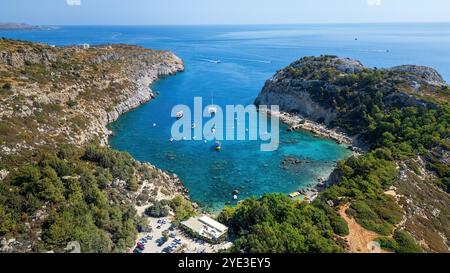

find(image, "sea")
[2,23,449,210]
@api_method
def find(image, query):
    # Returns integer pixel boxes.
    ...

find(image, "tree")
[170,196,196,221]
[145,201,169,218]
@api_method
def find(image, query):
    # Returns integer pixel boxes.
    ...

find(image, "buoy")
[153,123,157,127]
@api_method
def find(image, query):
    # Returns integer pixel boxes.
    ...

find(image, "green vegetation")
[377,230,423,253]
[218,194,344,253]
[145,200,169,218]
[227,57,449,253]
[169,195,196,221]
[82,144,140,191]
[0,144,144,252]
[321,152,403,235]
[291,58,449,230]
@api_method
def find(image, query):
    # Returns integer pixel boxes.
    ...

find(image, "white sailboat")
[208,91,217,115]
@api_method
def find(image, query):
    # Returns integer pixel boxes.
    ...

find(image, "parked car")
[137,243,145,250]
[133,248,143,253]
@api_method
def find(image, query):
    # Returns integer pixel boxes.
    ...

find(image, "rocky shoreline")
[0,38,188,209]
[260,108,362,152]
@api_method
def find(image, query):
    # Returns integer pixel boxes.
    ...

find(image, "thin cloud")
[66,0,81,6]
[367,0,382,6]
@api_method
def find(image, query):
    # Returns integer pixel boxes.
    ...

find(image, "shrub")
[67,100,78,107]
[145,201,169,218]
[169,196,196,221]
[377,230,422,253]
[2,83,12,90]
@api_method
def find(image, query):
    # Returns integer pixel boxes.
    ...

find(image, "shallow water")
[3,23,449,210]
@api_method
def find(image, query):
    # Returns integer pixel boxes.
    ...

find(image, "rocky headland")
[255,55,450,252]
[0,39,187,252]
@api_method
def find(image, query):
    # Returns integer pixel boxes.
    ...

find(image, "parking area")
[132,216,229,253]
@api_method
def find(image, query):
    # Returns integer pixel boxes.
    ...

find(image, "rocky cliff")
[255,55,450,252]
[255,55,446,128]
[0,39,184,156]
[0,39,188,253]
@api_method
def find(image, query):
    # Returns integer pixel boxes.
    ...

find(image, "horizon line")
[3,21,450,28]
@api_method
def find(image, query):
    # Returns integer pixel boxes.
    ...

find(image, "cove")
[108,71,351,211]
[6,24,446,210]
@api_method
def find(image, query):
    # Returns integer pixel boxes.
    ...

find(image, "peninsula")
[0,38,186,252]
[221,55,449,253]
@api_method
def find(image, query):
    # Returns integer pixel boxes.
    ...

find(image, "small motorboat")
[214,141,221,151]
[191,123,196,129]
[208,106,217,115]
[175,111,183,119]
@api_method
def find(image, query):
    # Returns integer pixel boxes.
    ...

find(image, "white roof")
[199,216,228,233]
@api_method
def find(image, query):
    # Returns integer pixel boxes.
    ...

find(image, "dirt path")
[339,204,388,253]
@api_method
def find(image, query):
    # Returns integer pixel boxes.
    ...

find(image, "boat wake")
[222,57,272,64]
[200,58,221,64]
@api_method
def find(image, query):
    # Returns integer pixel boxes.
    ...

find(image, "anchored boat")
[175,111,183,119]
[214,141,221,151]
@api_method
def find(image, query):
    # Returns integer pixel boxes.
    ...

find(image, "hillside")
[227,55,450,253]
[0,39,186,252]
[0,23,48,31]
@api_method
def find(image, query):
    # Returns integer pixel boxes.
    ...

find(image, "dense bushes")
[145,200,169,218]
[219,194,344,253]
[377,230,423,253]
[0,144,143,252]
[83,144,139,191]
[169,196,196,221]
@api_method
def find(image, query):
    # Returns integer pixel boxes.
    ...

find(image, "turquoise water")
[3,23,450,210]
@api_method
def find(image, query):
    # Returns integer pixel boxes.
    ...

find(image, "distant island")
[0,23,51,31]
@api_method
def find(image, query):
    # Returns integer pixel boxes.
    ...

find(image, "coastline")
[100,55,190,201]
[260,108,361,203]
[260,108,354,146]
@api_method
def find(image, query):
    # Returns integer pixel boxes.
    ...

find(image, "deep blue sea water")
[2,23,450,210]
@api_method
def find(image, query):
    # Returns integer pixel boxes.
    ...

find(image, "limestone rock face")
[256,79,338,125]
[390,65,446,87]
[0,39,184,154]
[255,55,446,128]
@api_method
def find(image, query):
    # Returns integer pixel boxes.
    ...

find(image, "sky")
[0,0,449,25]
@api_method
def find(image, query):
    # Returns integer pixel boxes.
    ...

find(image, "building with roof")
[181,216,228,243]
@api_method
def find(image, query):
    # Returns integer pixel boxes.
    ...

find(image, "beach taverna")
[181,216,228,243]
